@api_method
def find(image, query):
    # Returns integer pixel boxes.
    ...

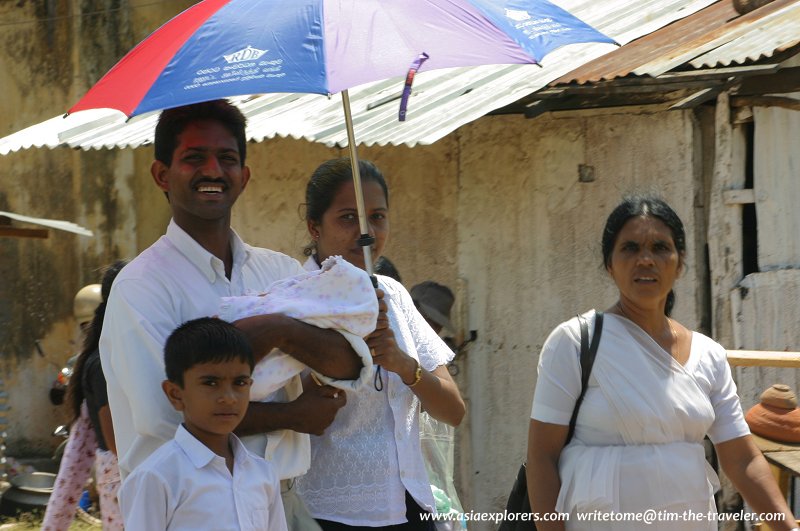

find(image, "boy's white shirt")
[119,424,287,531]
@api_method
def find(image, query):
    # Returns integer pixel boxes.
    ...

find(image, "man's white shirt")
[99,220,306,479]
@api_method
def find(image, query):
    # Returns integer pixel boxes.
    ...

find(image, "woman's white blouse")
[297,258,455,526]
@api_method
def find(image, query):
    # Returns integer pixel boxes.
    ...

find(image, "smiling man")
[100,99,361,530]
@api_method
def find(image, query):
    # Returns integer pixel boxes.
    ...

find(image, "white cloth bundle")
[218,255,377,399]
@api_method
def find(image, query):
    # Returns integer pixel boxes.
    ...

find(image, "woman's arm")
[366,284,465,426]
[408,364,464,426]
[366,325,465,426]
[527,419,569,531]
[98,405,117,455]
[716,435,797,530]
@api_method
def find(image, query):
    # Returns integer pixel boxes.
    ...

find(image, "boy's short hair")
[164,317,254,386]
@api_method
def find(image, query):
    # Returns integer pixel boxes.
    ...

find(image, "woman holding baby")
[296,158,465,530]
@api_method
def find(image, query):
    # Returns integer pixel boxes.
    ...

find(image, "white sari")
[531,311,749,530]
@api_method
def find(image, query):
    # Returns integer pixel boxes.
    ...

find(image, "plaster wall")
[0,0,188,454]
[233,139,460,290]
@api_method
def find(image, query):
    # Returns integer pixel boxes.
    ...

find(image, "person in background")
[297,157,465,530]
[527,195,797,530]
[120,317,287,531]
[43,261,127,531]
[374,256,402,283]
[100,100,360,530]
[409,280,465,529]
[410,281,457,353]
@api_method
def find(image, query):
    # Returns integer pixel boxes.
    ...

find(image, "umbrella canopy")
[67,0,614,274]
[70,0,615,118]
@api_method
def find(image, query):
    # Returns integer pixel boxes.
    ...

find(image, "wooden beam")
[727,350,800,368]
[523,98,576,119]
[734,66,800,96]
[548,64,779,91]
[730,95,800,112]
[732,105,753,124]
[536,79,724,98]
[670,87,722,110]
[523,93,680,118]
[0,227,49,239]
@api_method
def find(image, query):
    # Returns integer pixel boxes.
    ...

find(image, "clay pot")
[761,383,797,409]
[745,384,800,443]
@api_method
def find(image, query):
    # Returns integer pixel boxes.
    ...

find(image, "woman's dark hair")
[303,158,389,257]
[601,195,686,316]
[374,256,402,283]
[67,260,128,424]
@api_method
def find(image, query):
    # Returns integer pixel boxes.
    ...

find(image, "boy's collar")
[174,423,247,469]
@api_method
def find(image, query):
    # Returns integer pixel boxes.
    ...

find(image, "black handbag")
[498,312,604,531]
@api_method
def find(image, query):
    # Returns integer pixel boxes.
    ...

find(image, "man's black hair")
[154,99,247,167]
[164,317,254,386]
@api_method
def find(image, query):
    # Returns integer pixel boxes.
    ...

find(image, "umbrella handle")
[369,272,383,391]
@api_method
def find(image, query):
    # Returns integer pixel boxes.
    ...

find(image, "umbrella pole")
[343,89,385,392]
[341,89,375,276]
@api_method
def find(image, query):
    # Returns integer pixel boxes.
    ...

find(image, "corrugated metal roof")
[556,0,800,85]
[0,0,719,153]
[689,2,800,68]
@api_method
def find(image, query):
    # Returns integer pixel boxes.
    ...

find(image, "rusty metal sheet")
[555,0,800,85]
[690,2,800,68]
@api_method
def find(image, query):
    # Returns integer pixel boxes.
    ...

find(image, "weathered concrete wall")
[0,0,187,455]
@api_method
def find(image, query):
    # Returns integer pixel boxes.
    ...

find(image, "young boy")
[119,317,287,531]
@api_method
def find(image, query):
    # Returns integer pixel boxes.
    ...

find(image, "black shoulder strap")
[565,311,604,444]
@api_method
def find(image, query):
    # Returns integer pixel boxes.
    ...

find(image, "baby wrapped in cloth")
[218,254,378,399]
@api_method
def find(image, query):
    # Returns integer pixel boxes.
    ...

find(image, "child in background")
[43,261,127,531]
[119,317,287,531]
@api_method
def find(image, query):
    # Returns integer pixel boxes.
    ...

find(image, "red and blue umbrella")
[70,0,614,271]
[70,0,614,118]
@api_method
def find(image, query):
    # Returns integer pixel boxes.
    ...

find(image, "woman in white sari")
[528,196,796,530]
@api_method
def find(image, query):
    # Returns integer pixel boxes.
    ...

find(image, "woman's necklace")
[616,302,677,346]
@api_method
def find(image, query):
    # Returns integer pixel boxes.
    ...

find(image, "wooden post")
[707,91,745,347]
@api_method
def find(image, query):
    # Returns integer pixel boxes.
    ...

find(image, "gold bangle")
[406,360,422,388]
